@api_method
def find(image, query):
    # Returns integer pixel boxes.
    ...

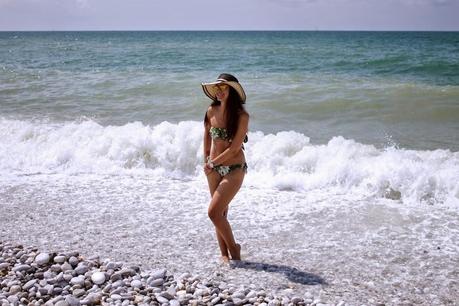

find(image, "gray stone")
[106,262,120,270]
[55,301,69,306]
[178,272,191,280]
[69,256,79,267]
[232,291,246,299]
[102,283,112,292]
[149,278,164,287]
[50,264,62,272]
[53,287,63,295]
[110,287,125,295]
[84,293,102,304]
[110,272,122,282]
[169,300,180,306]
[156,295,169,304]
[7,295,19,305]
[291,296,302,304]
[73,289,86,297]
[130,279,142,288]
[211,296,221,305]
[23,279,37,290]
[44,271,55,279]
[167,286,177,296]
[9,285,21,294]
[65,295,81,306]
[12,264,31,272]
[246,290,257,299]
[54,256,66,264]
[44,284,54,294]
[161,290,174,300]
[70,276,85,286]
[0,263,10,270]
[61,262,73,272]
[111,280,124,289]
[150,268,167,280]
[74,265,88,275]
[110,294,122,300]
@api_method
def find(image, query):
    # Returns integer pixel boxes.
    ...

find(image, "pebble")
[69,256,79,267]
[150,268,167,279]
[54,255,66,264]
[12,264,31,272]
[169,299,180,306]
[91,271,106,285]
[73,288,86,297]
[131,279,143,288]
[149,278,164,287]
[35,253,51,265]
[61,262,73,272]
[156,294,169,304]
[74,264,89,275]
[65,295,81,306]
[23,279,37,290]
[0,241,334,306]
[70,276,85,286]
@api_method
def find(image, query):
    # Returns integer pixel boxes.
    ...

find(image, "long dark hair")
[204,74,248,140]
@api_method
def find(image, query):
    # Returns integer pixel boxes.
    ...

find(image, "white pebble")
[91,271,106,285]
[35,253,50,265]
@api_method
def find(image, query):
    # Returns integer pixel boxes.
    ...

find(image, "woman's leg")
[208,169,245,260]
[206,171,229,259]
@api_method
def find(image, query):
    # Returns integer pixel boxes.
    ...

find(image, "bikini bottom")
[214,162,248,177]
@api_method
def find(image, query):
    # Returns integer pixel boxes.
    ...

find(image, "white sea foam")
[1,118,458,205]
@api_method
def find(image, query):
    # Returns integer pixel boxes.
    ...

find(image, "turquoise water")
[1,31,458,150]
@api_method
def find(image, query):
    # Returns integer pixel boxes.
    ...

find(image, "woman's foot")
[220,255,230,263]
[230,243,241,261]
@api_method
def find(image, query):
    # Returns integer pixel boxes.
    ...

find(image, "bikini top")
[209,126,248,144]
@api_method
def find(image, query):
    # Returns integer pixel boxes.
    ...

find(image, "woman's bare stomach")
[210,141,246,165]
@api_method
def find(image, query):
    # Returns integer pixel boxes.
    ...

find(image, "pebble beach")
[1,174,458,306]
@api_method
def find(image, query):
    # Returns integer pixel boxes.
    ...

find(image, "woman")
[202,73,249,263]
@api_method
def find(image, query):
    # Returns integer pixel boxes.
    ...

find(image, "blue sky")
[0,0,458,31]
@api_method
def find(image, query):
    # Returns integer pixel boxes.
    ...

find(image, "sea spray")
[1,118,458,205]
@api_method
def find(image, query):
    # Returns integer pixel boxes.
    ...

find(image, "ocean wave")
[1,118,458,205]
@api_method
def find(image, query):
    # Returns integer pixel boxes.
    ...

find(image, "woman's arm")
[210,113,249,166]
[203,107,212,162]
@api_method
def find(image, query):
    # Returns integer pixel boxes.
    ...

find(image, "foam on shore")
[1,118,458,205]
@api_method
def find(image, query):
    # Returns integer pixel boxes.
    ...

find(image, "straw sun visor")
[201,78,246,103]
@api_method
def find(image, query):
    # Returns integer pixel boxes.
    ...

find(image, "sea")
[1,31,458,207]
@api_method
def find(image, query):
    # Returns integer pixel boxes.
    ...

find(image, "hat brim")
[201,79,246,103]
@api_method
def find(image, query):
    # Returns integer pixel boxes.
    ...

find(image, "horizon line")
[1,29,458,32]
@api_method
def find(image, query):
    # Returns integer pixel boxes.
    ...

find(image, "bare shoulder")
[239,111,249,122]
[207,105,215,117]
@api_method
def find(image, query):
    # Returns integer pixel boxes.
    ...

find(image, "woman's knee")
[208,205,226,222]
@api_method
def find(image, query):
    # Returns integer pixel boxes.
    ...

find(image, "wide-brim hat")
[201,76,246,103]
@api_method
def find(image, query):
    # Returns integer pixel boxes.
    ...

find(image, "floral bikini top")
[209,126,248,146]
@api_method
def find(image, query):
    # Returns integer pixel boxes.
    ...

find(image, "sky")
[0,0,458,31]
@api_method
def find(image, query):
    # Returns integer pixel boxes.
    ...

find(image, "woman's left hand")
[204,163,213,176]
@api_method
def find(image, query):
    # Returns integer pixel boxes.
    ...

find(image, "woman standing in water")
[202,73,249,262]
